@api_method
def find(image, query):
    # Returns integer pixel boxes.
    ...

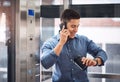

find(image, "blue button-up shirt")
[41,34,107,82]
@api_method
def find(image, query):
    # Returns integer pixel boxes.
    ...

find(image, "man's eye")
[71,25,76,28]
[71,25,79,28]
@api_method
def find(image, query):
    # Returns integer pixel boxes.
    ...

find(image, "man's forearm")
[53,42,64,56]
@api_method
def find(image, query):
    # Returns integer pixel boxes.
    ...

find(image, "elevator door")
[0,0,15,82]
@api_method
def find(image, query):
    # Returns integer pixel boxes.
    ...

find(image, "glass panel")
[0,13,8,82]
[89,77,120,82]
[72,0,120,5]
[79,18,120,27]
[106,78,120,82]
[41,0,63,5]
[40,18,54,82]
[106,44,120,82]
[106,44,120,74]
[88,78,102,82]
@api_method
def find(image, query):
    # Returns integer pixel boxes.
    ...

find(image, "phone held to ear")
[59,22,67,30]
[59,22,69,40]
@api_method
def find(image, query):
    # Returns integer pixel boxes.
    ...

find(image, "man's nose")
[74,27,78,32]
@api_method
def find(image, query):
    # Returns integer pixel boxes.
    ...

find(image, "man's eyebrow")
[71,24,79,27]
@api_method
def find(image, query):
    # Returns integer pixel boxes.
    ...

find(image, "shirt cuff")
[96,56,104,66]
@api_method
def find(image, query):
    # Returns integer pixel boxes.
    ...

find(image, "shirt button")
[73,78,75,81]
[69,50,71,52]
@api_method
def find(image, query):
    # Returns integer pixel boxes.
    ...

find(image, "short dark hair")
[60,9,80,22]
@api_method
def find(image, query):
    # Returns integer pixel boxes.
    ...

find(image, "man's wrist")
[94,59,98,66]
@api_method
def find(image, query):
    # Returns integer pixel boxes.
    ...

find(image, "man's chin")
[69,36,75,39]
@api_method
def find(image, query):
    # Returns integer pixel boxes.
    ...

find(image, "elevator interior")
[0,0,120,82]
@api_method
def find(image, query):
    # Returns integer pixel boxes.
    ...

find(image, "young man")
[40,9,107,82]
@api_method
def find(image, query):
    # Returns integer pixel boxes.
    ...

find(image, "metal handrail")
[41,71,120,81]
[88,72,120,79]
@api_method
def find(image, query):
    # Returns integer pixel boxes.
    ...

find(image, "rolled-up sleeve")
[40,41,58,69]
[96,50,108,66]
[86,37,108,65]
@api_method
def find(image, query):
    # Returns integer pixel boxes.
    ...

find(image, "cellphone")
[59,22,69,39]
[73,56,87,70]
[59,22,67,30]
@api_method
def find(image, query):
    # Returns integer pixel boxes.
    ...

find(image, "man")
[40,9,107,82]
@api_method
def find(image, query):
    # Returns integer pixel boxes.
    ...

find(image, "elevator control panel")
[27,0,36,82]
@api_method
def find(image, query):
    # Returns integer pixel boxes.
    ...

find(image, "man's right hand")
[59,27,70,45]
[53,27,70,56]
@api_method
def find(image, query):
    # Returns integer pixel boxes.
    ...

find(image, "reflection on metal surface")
[0,13,6,43]
[0,68,7,72]
[0,1,11,7]
[16,0,40,82]
[0,12,7,82]
[3,1,11,7]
